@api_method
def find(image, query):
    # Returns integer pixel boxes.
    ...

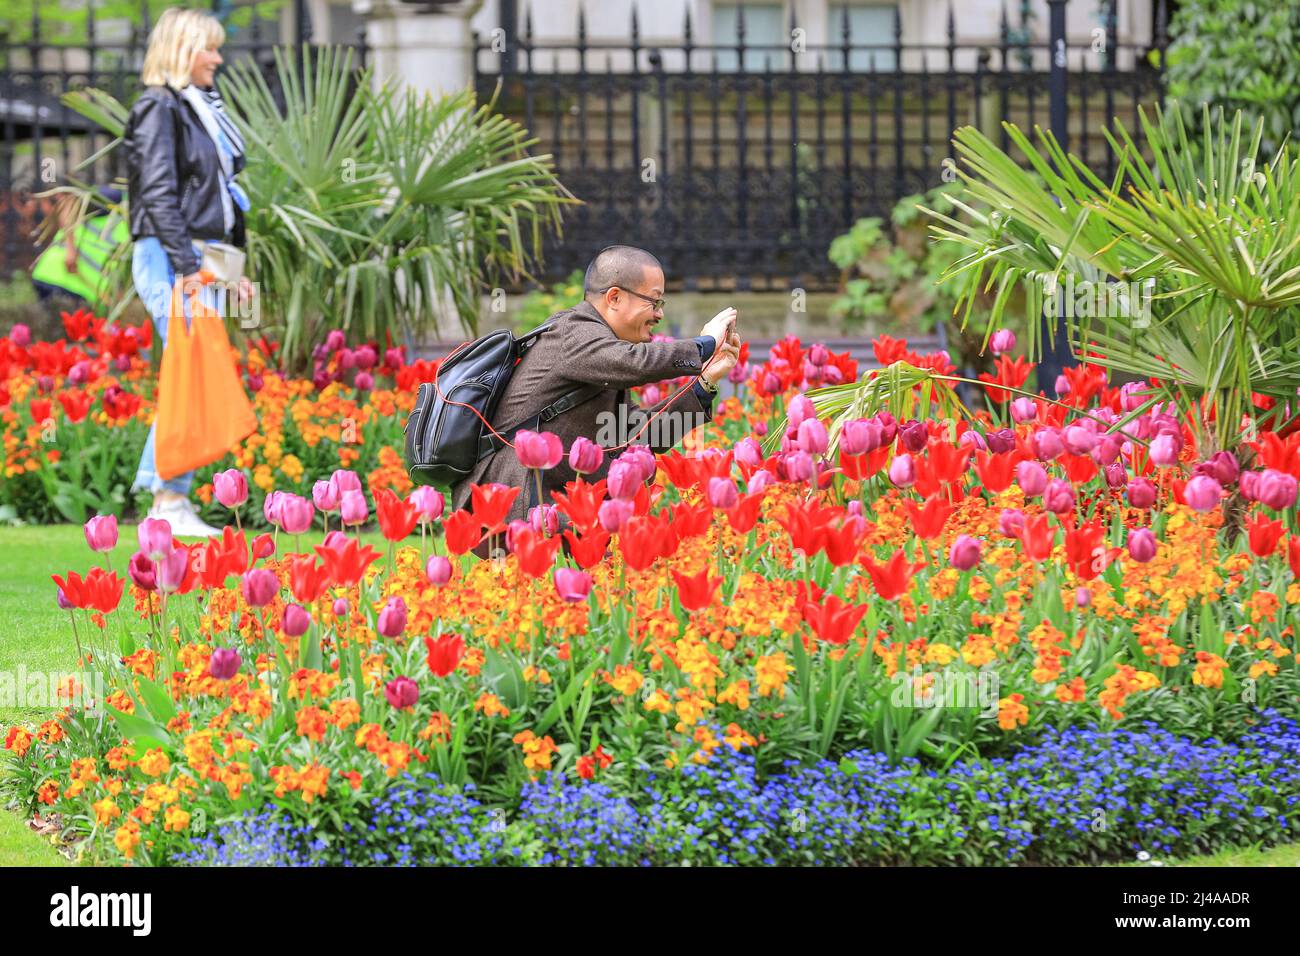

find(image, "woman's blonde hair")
[140,7,225,89]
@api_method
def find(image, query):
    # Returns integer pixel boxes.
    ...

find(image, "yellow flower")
[92,797,121,826]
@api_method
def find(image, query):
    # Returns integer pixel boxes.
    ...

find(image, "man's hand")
[702,323,742,386]
[700,307,737,351]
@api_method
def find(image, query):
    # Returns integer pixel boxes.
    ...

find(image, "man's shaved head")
[583,245,662,298]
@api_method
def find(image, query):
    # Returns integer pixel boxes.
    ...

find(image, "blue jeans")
[132,238,215,495]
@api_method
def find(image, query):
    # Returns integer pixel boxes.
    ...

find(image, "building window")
[829,4,898,71]
[713,3,786,72]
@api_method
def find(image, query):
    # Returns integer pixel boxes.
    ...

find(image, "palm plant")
[62,44,574,373]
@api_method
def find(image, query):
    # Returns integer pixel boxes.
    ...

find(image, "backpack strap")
[477,384,604,462]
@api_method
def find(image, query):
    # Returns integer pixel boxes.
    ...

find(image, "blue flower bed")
[176,710,1300,866]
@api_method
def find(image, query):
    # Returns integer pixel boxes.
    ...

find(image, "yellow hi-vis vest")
[30,214,129,306]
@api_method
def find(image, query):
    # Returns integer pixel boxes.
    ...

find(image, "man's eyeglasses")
[596,286,665,313]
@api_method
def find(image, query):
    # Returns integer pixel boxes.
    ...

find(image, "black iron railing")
[476,0,1168,291]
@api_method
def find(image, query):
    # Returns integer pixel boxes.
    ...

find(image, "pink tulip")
[888,453,915,488]
[263,490,285,528]
[554,567,593,602]
[797,418,829,455]
[313,478,341,513]
[1042,478,1076,514]
[1075,587,1092,608]
[1257,469,1298,511]
[990,329,1016,355]
[279,494,315,535]
[1016,460,1048,496]
[208,648,241,681]
[1063,424,1097,456]
[734,436,765,469]
[839,419,881,456]
[959,429,987,452]
[787,393,815,429]
[332,469,362,494]
[1054,375,1070,396]
[607,460,641,501]
[84,514,118,553]
[353,371,374,392]
[137,517,173,560]
[1183,475,1223,512]
[707,477,739,510]
[529,504,559,536]
[340,490,368,526]
[426,556,453,586]
[1103,462,1127,489]
[9,323,30,348]
[384,676,419,711]
[1240,470,1261,502]
[377,596,408,638]
[213,469,249,509]
[1196,451,1239,486]
[785,451,814,483]
[622,446,658,483]
[504,520,531,555]
[949,535,982,571]
[1032,428,1064,461]
[156,546,189,593]
[241,568,279,607]
[333,597,349,617]
[874,411,898,445]
[1010,398,1037,424]
[410,486,445,523]
[598,498,634,533]
[568,437,605,475]
[1148,433,1181,467]
[999,508,1025,538]
[354,345,377,370]
[514,430,564,470]
[1127,528,1157,563]
[283,603,311,638]
[748,470,775,494]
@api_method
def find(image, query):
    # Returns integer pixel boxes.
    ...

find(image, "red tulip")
[375,488,419,541]
[424,632,465,677]
[671,567,723,612]
[470,483,521,536]
[563,528,611,569]
[859,549,925,601]
[512,528,562,579]
[902,494,955,540]
[804,594,870,645]
[1018,514,1056,562]
[1247,513,1284,557]
[50,567,125,614]
[313,537,381,587]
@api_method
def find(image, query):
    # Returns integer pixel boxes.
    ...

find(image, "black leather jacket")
[124,85,245,276]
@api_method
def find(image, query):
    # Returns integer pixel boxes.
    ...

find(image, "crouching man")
[450,245,741,555]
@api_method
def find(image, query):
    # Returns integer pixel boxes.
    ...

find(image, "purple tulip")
[554,568,593,603]
[128,551,157,591]
[949,535,982,571]
[283,603,311,638]
[515,429,565,470]
[137,517,173,561]
[1182,475,1223,512]
[84,514,118,553]
[1016,460,1048,497]
[426,556,453,586]
[959,429,987,452]
[1043,478,1076,514]
[209,648,242,681]
[985,428,1016,455]
[1195,451,1240,486]
[377,596,408,638]
[1127,527,1157,563]
[213,469,249,509]
[56,587,73,610]
[900,419,929,453]
[1126,477,1157,510]
[874,411,898,445]
[568,436,605,475]
[241,568,279,607]
[384,676,419,711]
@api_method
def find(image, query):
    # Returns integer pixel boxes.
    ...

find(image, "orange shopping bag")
[154,276,257,480]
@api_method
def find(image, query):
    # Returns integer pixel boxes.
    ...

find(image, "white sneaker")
[148,498,222,538]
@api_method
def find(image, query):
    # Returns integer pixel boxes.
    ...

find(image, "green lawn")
[2,525,1297,868]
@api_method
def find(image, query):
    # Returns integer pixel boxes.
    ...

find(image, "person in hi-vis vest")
[30,186,129,311]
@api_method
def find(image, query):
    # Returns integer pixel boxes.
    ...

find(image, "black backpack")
[404,323,602,488]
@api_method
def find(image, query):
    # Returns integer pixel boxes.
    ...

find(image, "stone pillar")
[352,0,484,98]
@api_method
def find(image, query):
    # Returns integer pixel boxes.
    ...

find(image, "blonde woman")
[124,7,253,536]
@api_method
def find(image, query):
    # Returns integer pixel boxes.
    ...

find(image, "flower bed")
[3,320,1300,865]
